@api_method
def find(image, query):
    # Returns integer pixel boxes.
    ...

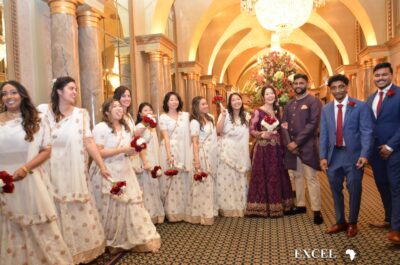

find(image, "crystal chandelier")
[254,0,313,36]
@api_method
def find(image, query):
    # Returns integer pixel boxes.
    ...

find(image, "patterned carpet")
[89,170,400,265]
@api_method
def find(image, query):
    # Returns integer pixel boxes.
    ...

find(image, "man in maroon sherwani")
[282,73,323,225]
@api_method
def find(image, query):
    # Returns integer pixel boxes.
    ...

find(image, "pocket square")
[300,105,308,110]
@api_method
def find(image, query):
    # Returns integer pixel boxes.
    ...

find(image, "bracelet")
[21,166,33,174]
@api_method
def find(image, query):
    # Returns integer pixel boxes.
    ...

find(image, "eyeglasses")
[1,90,19,97]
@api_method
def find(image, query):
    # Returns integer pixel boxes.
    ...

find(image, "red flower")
[0,171,14,193]
[263,115,277,125]
[110,180,126,196]
[142,115,157,128]
[193,171,208,182]
[387,89,395,97]
[164,169,179,177]
[130,136,147,152]
[151,166,162,178]
[348,101,356,107]
[212,95,225,105]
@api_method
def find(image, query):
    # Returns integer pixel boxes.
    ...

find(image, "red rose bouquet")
[0,171,15,193]
[261,115,280,132]
[164,168,179,177]
[142,114,157,128]
[110,179,126,196]
[212,95,224,105]
[193,171,208,182]
[151,166,163,179]
[130,136,147,152]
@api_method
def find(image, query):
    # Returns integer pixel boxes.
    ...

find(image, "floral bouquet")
[109,179,126,196]
[151,165,163,179]
[261,115,280,132]
[212,95,225,105]
[164,168,179,177]
[0,171,14,193]
[193,171,208,182]
[142,114,157,128]
[130,136,147,152]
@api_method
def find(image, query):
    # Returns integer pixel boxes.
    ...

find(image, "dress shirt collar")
[334,95,349,107]
[377,83,392,94]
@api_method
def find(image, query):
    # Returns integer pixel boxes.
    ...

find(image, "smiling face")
[230,94,243,111]
[167,94,179,111]
[119,89,132,109]
[198,98,209,114]
[107,101,124,122]
[329,80,348,102]
[139,105,154,118]
[292,77,308,95]
[263,87,276,105]
[373,67,393,89]
[57,82,77,105]
[1,84,22,112]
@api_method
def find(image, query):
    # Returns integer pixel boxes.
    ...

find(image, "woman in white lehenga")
[113,87,145,176]
[89,99,161,253]
[135,102,165,224]
[187,96,218,225]
[0,81,73,265]
[216,93,251,217]
[159,92,192,222]
[37,76,109,264]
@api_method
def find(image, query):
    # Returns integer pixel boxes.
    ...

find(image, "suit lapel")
[328,102,336,132]
[377,85,395,118]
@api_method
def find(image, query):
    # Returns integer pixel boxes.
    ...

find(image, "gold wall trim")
[148,51,162,61]
[77,10,101,28]
[10,0,20,81]
[387,0,395,40]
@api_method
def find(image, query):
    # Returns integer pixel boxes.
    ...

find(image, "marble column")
[148,51,165,117]
[187,72,197,111]
[162,55,172,93]
[120,54,132,89]
[205,83,215,116]
[77,8,103,124]
[48,0,81,105]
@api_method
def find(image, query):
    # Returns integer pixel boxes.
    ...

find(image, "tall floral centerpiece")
[243,51,296,106]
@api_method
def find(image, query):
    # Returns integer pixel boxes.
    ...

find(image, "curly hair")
[101,98,129,133]
[51,76,76,122]
[190,96,214,130]
[1,81,41,142]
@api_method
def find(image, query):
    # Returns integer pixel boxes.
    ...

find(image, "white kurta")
[159,112,192,222]
[89,122,161,251]
[186,118,218,225]
[0,114,73,265]
[37,104,105,264]
[135,123,165,224]
[216,114,251,217]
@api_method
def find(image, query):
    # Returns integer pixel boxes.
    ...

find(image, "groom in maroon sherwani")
[283,73,323,225]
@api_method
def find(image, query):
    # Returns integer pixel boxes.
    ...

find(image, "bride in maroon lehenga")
[246,86,294,217]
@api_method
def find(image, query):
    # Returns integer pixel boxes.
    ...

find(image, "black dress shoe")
[292,206,307,215]
[314,211,324,225]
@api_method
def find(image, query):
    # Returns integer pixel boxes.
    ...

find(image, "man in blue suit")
[320,74,373,237]
[367,62,400,244]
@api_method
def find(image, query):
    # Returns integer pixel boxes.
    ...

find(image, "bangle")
[21,166,33,174]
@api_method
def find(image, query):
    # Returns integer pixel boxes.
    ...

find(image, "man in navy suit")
[367,62,400,244]
[320,74,373,237]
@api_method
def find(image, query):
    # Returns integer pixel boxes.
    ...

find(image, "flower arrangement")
[142,114,157,128]
[261,115,280,132]
[348,101,356,107]
[164,168,179,177]
[0,171,14,193]
[387,89,395,97]
[193,171,208,182]
[151,166,163,179]
[247,51,296,106]
[212,95,225,105]
[109,179,126,196]
[130,136,147,152]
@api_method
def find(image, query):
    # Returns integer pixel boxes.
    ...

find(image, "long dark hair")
[136,102,153,124]
[51,76,76,122]
[227,92,248,126]
[101,98,129,133]
[113,86,132,114]
[163,91,183,113]
[261,85,280,117]
[190,96,214,130]
[1,80,41,142]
